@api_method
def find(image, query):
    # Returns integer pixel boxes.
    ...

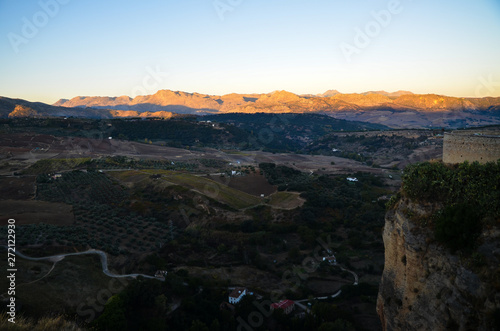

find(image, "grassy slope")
[267,191,305,209]
[0,254,111,318]
[111,170,262,210]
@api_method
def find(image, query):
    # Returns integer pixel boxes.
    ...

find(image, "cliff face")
[377,198,500,331]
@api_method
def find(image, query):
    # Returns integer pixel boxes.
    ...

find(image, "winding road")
[293,263,359,314]
[3,247,164,281]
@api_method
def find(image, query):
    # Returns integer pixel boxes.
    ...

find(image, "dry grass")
[0,254,112,320]
[0,200,74,226]
[267,191,305,210]
[113,169,262,210]
[0,177,35,200]
[0,313,84,331]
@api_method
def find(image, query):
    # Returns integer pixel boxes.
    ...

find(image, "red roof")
[229,287,246,298]
[271,300,294,309]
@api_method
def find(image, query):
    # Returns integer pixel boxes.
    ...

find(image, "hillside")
[54,89,500,114]
[2,89,500,128]
[0,96,176,119]
[53,89,500,128]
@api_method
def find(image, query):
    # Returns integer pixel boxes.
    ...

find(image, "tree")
[434,204,482,252]
[92,295,127,331]
[190,320,209,331]
[288,246,300,260]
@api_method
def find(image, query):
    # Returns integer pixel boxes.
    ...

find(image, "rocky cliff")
[377,198,500,330]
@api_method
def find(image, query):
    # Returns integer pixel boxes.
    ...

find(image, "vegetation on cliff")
[379,160,500,330]
[398,160,500,251]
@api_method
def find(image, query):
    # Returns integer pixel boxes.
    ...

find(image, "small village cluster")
[227,287,296,315]
[223,252,337,316]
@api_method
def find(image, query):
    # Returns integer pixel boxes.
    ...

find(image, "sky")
[0,0,499,104]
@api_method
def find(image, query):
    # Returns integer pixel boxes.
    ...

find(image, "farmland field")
[139,170,263,210]
[0,176,35,199]
[0,254,113,317]
[213,171,277,196]
[267,191,305,209]
[0,117,444,331]
[0,200,74,226]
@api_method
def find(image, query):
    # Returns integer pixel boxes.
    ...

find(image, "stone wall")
[443,132,500,164]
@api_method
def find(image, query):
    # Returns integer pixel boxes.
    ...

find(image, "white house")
[228,287,246,304]
[347,177,358,182]
[323,256,337,265]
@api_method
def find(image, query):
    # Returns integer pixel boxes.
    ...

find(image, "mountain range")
[53,89,500,113]
[2,89,500,128]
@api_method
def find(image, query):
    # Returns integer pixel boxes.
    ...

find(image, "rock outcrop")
[8,104,39,117]
[377,198,500,330]
[0,96,177,119]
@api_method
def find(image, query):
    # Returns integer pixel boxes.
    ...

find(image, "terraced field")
[111,170,262,210]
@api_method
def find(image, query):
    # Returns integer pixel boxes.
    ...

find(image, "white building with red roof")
[270,299,295,315]
[228,287,246,304]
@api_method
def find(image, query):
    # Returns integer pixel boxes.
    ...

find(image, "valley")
[0,115,445,330]
[0,115,496,330]
[2,1,499,329]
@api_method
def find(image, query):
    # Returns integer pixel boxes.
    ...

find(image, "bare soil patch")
[0,176,35,200]
[0,200,74,226]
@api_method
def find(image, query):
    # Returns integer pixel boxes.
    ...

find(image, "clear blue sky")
[1,0,499,104]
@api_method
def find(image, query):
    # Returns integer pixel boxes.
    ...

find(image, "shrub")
[434,204,482,252]
[402,160,500,218]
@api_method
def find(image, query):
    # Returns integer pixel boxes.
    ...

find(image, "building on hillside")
[155,270,167,278]
[228,287,246,304]
[347,177,358,182]
[323,256,337,265]
[270,300,295,314]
